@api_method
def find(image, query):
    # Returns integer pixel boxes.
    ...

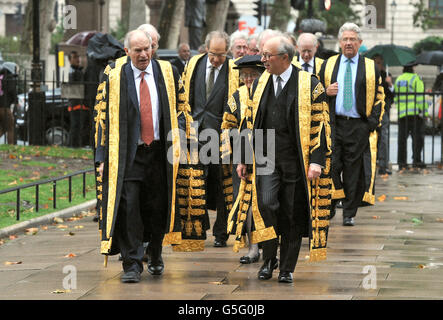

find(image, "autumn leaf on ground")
[64,253,77,258]
[53,217,64,224]
[418,264,426,269]
[52,289,71,294]
[57,224,68,229]
[74,225,84,229]
[436,218,443,223]
[377,194,386,202]
[41,226,49,230]
[393,196,408,200]
[4,261,22,265]
[68,231,75,236]
[372,216,381,219]
[9,235,18,240]
[42,204,49,209]
[25,228,39,235]
[8,154,16,159]
[8,180,17,186]
[47,166,54,170]
[208,281,223,285]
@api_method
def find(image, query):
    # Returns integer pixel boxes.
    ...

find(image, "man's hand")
[326,82,338,97]
[236,163,248,180]
[98,162,104,177]
[385,75,393,87]
[307,163,322,180]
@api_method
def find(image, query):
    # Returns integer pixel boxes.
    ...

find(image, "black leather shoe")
[239,253,260,264]
[343,217,355,226]
[214,239,227,247]
[278,271,293,283]
[147,247,164,275]
[121,271,141,283]
[257,258,278,280]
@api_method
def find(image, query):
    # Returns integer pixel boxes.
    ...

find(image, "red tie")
[139,71,154,145]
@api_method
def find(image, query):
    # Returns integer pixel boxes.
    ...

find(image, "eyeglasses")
[208,52,228,58]
[261,52,285,60]
[340,37,359,43]
[240,72,260,79]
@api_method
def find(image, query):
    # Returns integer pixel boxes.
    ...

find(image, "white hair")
[296,33,318,47]
[124,29,152,49]
[258,29,283,49]
[338,22,362,40]
[229,30,248,50]
[137,23,161,41]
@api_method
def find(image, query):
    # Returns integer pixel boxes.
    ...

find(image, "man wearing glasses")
[318,22,385,227]
[182,31,240,248]
[234,36,332,283]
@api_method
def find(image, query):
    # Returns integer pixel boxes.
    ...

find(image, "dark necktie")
[302,63,310,72]
[275,76,283,97]
[140,71,154,145]
[206,66,215,100]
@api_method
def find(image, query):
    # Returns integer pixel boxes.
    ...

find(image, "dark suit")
[96,57,183,273]
[248,66,328,272]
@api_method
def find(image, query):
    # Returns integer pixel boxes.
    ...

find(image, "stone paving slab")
[0,168,442,300]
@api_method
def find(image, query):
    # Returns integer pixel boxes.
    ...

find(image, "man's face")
[247,38,259,55]
[178,44,191,61]
[207,38,228,68]
[296,39,317,64]
[374,56,384,71]
[125,32,152,71]
[69,54,80,67]
[231,38,248,59]
[339,30,362,59]
[261,39,287,75]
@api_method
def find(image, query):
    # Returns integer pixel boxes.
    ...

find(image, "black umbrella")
[416,50,443,66]
[87,33,125,61]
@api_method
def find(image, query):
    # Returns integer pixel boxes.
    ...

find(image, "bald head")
[296,33,318,64]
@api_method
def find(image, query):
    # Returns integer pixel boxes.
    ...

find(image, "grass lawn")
[0,145,96,229]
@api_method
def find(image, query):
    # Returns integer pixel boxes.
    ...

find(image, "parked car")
[14,88,72,146]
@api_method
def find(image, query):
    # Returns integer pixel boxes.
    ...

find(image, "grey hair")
[296,32,318,47]
[338,22,362,40]
[205,30,230,51]
[124,29,152,50]
[137,23,161,41]
[247,33,258,45]
[229,30,249,49]
[276,36,295,61]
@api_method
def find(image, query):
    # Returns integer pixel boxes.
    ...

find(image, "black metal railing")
[0,168,95,221]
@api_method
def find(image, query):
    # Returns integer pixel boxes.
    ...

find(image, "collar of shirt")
[131,60,153,79]
[273,64,292,85]
[342,53,359,65]
[299,56,314,69]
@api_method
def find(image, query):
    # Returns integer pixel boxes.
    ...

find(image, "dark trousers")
[332,117,369,218]
[256,160,307,272]
[69,109,90,148]
[205,163,229,241]
[397,115,424,168]
[377,110,390,171]
[115,142,168,273]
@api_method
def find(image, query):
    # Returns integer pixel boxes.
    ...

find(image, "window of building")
[366,0,386,29]
[429,0,443,28]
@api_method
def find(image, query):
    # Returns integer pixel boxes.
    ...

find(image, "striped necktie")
[343,59,353,111]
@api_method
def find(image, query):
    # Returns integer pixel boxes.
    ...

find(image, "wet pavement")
[1,168,443,300]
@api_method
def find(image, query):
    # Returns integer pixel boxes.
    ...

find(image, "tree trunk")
[158,0,185,49]
[205,0,230,33]
[20,0,56,59]
[128,0,147,30]
[269,0,291,31]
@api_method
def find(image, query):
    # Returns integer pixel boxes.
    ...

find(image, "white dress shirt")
[131,61,160,142]
[272,64,293,96]
[206,58,223,85]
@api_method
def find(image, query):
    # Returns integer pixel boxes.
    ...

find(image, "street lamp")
[390,0,397,44]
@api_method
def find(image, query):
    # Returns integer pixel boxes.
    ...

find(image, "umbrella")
[66,31,98,47]
[416,50,443,66]
[86,33,125,61]
[363,44,416,66]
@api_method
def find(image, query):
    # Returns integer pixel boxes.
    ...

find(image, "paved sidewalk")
[1,168,443,300]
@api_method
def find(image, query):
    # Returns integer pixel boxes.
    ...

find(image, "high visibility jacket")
[394,72,428,118]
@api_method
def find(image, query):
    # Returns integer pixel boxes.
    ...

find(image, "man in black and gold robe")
[181,31,240,248]
[94,30,201,283]
[318,23,385,226]
[233,36,332,283]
